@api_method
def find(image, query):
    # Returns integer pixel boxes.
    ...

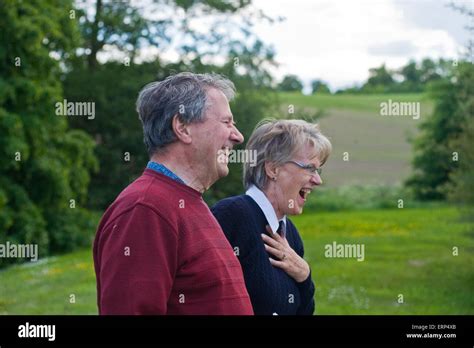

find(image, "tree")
[63,61,168,208]
[311,79,331,94]
[0,0,98,267]
[445,110,474,206]
[398,60,423,92]
[278,74,303,92]
[339,59,452,94]
[406,62,472,200]
[419,58,441,84]
[406,3,474,201]
[442,2,474,207]
[400,60,421,84]
[76,0,171,69]
[361,64,395,92]
[74,0,268,69]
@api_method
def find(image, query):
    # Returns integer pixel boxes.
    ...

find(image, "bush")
[303,184,432,212]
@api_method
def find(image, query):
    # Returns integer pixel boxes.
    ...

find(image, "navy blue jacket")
[211,195,315,315]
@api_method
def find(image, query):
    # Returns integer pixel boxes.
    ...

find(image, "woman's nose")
[310,173,322,185]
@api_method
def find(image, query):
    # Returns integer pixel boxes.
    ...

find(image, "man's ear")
[264,162,279,181]
[172,114,192,144]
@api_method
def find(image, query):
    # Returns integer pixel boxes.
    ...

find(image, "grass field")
[278,92,434,187]
[1,205,472,315]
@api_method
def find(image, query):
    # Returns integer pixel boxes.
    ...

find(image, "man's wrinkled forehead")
[204,88,233,117]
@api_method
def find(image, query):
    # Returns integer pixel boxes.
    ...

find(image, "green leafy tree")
[442,2,474,207]
[278,74,304,92]
[400,60,421,83]
[361,64,395,93]
[311,79,331,94]
[74,0,267,68]
[76,0,171,69]
[398,60,423,92]
[419,58,442,84]
[339,59,451,94]
[407,3,474,201]
[445,111,474,206]
[406,62,472,200]
[0,0,98,267]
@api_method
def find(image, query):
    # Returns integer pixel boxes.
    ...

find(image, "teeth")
[219,147,230,155]
[299,188,312,200]
[218,147,231,164]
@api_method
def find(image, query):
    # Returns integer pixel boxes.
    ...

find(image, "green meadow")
[295,207,474,314]
[1,206,472,315]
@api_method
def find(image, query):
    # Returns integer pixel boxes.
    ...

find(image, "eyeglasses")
[286,160,322,176]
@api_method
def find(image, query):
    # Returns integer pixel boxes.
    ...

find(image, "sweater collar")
[144,168,202,198]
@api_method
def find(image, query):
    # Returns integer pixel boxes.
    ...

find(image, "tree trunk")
[88,0,102,70]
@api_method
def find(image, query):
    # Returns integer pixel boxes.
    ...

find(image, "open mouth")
[222,146,231,155]
[298,188,312,201]
[218,146,231,163]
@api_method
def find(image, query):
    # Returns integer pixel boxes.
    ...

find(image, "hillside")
[278,93,434,187]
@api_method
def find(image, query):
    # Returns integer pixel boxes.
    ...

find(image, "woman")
[211,119,331,315]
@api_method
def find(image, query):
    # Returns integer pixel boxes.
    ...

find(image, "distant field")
[1,206,472,315]
[278,92,434,187]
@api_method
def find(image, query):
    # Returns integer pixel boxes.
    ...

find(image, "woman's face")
[264,143,323,218]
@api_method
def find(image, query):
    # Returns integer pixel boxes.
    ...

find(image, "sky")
[251,0,473,91]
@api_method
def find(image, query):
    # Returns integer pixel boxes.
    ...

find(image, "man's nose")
[230,124,244,144]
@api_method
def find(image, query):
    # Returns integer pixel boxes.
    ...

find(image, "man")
[93,72,253,315]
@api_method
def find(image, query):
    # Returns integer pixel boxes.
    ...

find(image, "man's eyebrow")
[223,114,236,124]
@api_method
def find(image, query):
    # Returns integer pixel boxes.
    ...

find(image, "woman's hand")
[261,225,310,283]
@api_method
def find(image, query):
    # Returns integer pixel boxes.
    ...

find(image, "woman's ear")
[264,162,279,181]
[172,114,192,144]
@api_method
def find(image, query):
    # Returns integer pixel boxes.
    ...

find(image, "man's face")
[189,88,244,188]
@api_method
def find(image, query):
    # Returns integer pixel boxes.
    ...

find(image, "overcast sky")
[251,0,473,91]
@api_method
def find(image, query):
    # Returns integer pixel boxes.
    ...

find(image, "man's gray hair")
[136,72,236,156]
[243,119,332,190]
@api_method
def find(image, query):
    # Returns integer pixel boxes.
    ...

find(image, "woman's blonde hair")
[243,119,332,190]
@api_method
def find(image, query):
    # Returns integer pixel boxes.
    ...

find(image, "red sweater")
[93,169,253,315]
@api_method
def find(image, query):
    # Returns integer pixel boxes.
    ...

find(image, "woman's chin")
[288,205,304,216]
[295,206,304,215]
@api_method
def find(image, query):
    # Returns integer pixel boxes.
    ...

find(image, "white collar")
[246,185,286,236]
